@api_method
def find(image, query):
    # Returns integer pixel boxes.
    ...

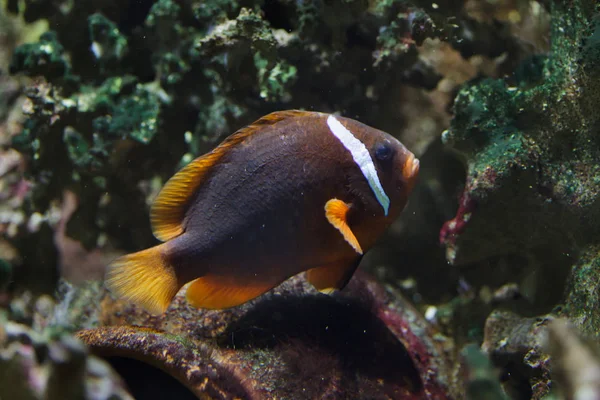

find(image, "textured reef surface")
[1,0,600,398]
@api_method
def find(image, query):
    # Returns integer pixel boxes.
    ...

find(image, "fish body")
[106,111,419,314]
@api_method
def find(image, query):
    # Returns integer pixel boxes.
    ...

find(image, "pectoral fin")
[324,198,363,254]
[306,257,363,294]
[185,274,282,309]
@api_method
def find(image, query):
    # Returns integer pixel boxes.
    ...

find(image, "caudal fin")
[105,244,180,315]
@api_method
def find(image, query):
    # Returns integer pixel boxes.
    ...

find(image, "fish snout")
[401,152,420,189]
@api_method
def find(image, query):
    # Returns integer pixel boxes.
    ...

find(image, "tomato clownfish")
[105,110,420,314]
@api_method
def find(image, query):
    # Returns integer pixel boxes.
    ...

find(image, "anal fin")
[185,275,281,309]
[306,257,363,294]
[325,198,363,254]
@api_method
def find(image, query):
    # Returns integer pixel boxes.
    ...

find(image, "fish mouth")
[402,153,420,183]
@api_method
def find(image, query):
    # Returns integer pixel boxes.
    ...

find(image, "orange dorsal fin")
[105,244,180,315]
[306,257,363,294]
[150,110,310,241]
[324,198,363,254]
[185,274,282,309]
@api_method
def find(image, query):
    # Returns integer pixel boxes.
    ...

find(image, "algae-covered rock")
[482,310,553,398]
[438,0,600,397]
[564,245,600,336]
[441,1,600,270]
[9,31,68,79]
[88,13,128,73]
[0,316,133,400]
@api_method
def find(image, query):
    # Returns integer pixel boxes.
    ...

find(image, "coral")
[481,310,553,399]
[0,316,133,399]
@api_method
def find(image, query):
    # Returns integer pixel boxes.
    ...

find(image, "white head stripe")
[326,115,390,216]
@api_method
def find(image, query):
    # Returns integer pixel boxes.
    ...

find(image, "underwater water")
[1,0,599,399]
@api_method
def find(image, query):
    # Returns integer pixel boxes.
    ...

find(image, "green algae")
[438,3,600,370]
[63,127,97,169]
[448,79,518,147]
[88,13,128,71]
[9,31,68,78]
[12,74,163,175]
[565,246,600,336]
[184,78,245,167]
[94,84,162,144]
[444,1,600,209]
[373,18,415,68]
[76,75,137,113]
[296,0,319,38]
[145,0,181,28]
[192,0,239,26]
[254,51,297,102]
[371,0,410,17]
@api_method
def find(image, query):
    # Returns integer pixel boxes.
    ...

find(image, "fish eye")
[374,143,394,162]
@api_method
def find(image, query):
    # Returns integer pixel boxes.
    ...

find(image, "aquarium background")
[0,0,599,399]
